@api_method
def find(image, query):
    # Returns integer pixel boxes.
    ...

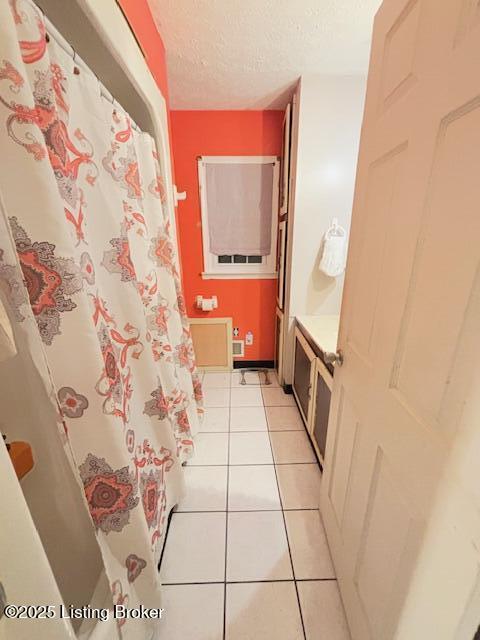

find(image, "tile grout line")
[224,384,232,638]
[201,429,303,434]
[187,462,318,467]
[222,382,232,640]
[261,394,308,640]
[206,405,296,409]
[163,577,338,586]
[175,508,320,514]
[168,374,324,637]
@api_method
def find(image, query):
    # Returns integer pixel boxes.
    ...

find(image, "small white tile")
[230,387,263,407]
[225,582,304,640]
[200,407,230,432]
[204,387,230,408]
[176,466,228,512]
[228,465,280,511]
[270,431,316,464]
[231,371,261,387]
[229,432,273,465]
[266,405,304,431]
[226,511,292,581]
[262,387,296,406]
[160,513,226,583]
[160,584,224,640]
[230,406,267,432]
[202,372,231,388]
[298,581,351,640]
[276,463,322,509]
[189,433,229,466]
[284,510,335,579]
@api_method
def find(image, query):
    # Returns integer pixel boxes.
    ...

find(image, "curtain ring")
[40,6,50,43]
[37,4,48,42]
[72,49,80,76]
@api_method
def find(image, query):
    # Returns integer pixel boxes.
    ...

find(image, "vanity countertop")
[296,314,340,355]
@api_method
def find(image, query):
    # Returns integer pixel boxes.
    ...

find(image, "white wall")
[290,74,366,315]
[283,75,366,383]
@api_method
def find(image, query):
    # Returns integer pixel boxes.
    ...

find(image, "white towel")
[319,219,347,277]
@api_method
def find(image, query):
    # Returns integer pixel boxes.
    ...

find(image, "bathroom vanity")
[292,315,339,465]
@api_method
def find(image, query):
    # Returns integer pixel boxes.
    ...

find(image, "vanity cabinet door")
[311,359,333,464]
[292,327,316,426]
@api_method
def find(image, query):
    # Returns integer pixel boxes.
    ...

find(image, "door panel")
[380,0,421,109]
[348,144,408,364]
[353,448,416,639]
[327,388,360,534]
[321,1,480,639]
[392,102,480,426]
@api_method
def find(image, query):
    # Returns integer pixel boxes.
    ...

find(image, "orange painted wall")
[117,0,170,104]
[170,111,284,361]
[115,8,283,360]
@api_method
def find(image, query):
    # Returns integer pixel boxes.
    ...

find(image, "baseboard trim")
[233,360,275,370]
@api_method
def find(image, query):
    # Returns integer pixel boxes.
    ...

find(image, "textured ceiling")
[148,0,381,110]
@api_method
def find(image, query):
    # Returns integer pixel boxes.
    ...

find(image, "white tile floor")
[159,370,351,640]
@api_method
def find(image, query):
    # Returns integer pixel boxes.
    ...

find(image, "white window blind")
[205,162,274,256]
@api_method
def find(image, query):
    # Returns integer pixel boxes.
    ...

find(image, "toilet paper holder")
[196,295,218,311]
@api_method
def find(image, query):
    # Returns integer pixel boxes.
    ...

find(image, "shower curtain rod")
[33,0,142,133]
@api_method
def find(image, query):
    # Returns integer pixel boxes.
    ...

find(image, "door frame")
[276,219,287,309]
[275,306,284,383]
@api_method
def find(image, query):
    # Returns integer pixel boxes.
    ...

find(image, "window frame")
[197,155,280,280]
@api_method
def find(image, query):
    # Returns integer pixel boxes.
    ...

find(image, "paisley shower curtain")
[0,0,202,637]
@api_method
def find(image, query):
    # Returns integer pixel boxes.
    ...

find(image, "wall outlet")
[245,331,253,346]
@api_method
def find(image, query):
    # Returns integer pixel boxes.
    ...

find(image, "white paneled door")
[0,442,75,640]
[321,1,480,639]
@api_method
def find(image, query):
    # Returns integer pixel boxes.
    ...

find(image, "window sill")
[201,272,278,280]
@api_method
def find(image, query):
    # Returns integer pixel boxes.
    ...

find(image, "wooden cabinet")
[292,324,334,465]
[278,79,365,387]
[276,220,287,310]
[292,327,316,427]
[274,307,284,383]
[279,103,291,216]
[311,358,333,463]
